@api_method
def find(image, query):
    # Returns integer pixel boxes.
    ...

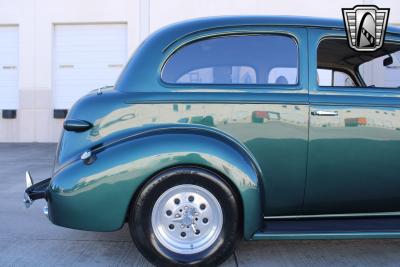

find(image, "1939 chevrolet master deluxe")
[24,16,400,266]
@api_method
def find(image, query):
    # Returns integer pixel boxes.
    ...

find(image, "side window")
[176,66,257,84]
[317,38,357,87]
[162,34,298,85]
[318,38,400,89]
[318,69,355,87]
[359,51,400,88]
[268,67,298,85]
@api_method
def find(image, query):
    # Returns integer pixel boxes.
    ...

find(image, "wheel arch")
[48,125,263,239]
[122,126,263,239]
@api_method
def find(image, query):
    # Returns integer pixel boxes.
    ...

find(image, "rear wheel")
[129,167,240,267]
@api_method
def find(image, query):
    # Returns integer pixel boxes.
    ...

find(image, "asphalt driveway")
[1,143,400,266]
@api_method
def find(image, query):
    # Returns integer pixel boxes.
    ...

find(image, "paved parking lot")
[2,143,400,266]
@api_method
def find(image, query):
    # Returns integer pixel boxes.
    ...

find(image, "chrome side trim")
[252,232,400,241]
[264,211,400,220]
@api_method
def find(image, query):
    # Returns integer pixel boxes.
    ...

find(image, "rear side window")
[162,35,298,85]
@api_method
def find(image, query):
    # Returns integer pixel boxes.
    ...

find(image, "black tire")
[129,167,241,267]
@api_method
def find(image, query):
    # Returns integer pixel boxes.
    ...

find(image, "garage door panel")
[0,26,18,110]
[54,24,127,109]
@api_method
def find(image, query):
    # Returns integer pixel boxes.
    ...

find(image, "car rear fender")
[48,126,263,239]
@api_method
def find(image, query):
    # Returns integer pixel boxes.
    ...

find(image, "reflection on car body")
[24,16,400,266]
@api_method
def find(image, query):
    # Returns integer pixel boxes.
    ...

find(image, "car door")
[303,28,400,215]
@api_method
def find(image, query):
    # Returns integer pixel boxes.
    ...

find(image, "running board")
[253,217,400,240]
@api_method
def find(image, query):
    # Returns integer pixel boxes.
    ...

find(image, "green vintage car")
[24,16,400,266]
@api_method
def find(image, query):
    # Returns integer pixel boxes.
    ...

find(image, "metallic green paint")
[52,23,310,238]
[48,17,400,241]
[51,97,309,238]
[50,127,261,238]
[304,29,400,215]
[85,101,309,216]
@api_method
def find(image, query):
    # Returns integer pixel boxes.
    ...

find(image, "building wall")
[0,0,398,142]
[0,0,140,142]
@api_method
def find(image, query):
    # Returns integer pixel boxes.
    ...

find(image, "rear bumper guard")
[23,171,50,208]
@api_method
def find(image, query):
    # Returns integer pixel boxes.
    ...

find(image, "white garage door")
[0,26,18,109]
[53,24,127,109]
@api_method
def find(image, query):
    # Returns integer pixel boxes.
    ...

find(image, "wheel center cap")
[182,214,192,225]
[181,206,196,226]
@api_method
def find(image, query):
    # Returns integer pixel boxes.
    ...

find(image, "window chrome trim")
[264,211,400,220]
[159,31,301,89]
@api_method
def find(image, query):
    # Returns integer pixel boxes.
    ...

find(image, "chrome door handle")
[311,110,338,116]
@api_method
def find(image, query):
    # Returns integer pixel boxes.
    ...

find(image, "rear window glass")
[162,35,298,85]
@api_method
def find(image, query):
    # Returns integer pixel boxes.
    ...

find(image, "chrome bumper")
[23,171,50,208]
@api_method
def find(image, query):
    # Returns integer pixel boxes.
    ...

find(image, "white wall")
[148,0,357,33]
[0,0,399,142]
[0,0,140,142]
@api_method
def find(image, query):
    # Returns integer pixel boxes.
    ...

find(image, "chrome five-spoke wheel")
[151,184,223,254]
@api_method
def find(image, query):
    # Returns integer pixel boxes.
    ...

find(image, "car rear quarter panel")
[53,25,309,238]
[49,127,261,239]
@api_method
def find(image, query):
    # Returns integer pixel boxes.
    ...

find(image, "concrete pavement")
[1,143,400,266]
